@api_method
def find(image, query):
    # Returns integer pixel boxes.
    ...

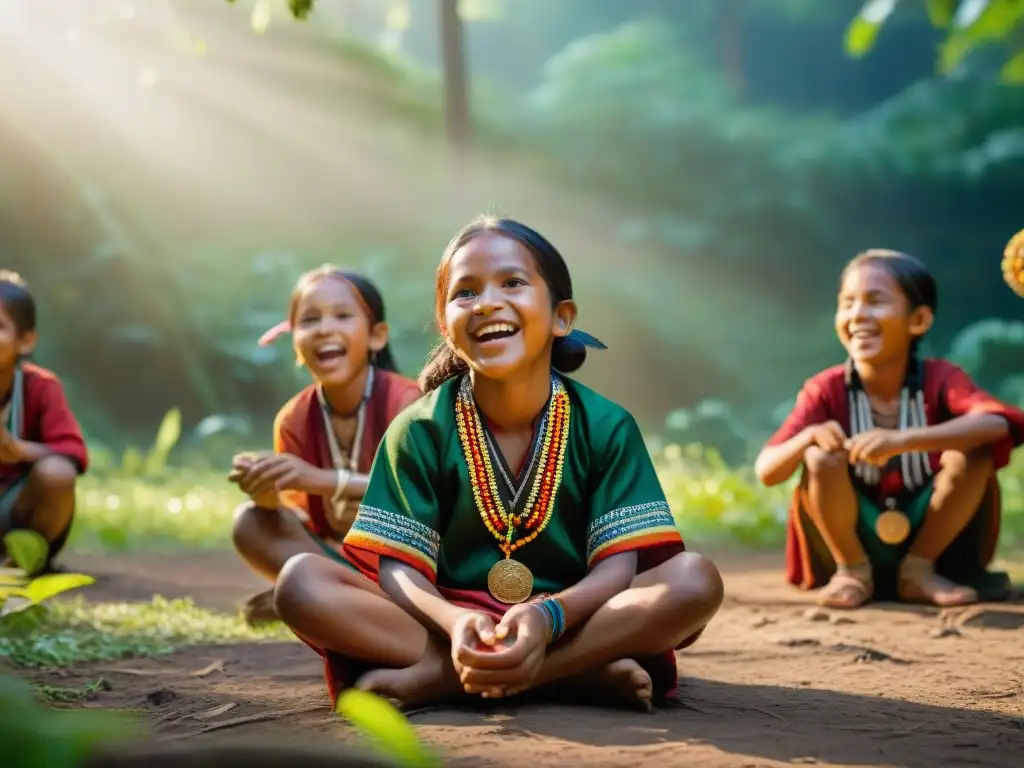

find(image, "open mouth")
[472,322,520,344]
[314,342,347,363]
[849,328,879,341]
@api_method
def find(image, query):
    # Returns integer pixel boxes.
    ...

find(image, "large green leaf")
[925,0,959,26]
[3,530,48,577]
[939,0,1024,72]
[0,568,27,586]
[952,0,993,28]
[1001,48,1024,80]
[20,573,96,604]
[0,674,145,768]
[844,0,903,57]
[335,689,439,767]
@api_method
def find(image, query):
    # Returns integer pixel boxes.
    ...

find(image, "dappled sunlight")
[0,0,842,429]
[0,6,1021,767]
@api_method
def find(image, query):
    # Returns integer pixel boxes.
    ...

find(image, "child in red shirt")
[755,251,1024,609]
[229,267,420,624]
[0,271,89,571]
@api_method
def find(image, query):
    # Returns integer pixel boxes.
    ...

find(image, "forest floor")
[12,549,1024,768]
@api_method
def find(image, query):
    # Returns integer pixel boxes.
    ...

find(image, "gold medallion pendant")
[456,375,572,606]
[487,558,534,604]
[876,509,911,545]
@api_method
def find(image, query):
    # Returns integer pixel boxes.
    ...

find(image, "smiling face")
[291,276,387,388]
[442,233,575,381]
[0,305,36,375]
[835,262,932,366]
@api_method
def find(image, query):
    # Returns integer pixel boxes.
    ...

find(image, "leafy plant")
[1,531,96,615]
[109,409,183,480]
[0,595,292,669]
[845,0,1024,80]
[0,674,143,768]
[335,689,440,768]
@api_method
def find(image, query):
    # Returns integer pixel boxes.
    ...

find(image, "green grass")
[34,678,111,706]
[0,596,292,668]
[1,442,1020,675]
[68,443,1024,555]
[69,467,245,553]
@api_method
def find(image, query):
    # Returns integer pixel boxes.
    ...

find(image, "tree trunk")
[438,0,471,161]
[719,0,745,97]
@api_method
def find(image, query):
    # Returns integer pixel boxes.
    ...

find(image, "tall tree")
[228,0,473,154]
[438,0,471,158]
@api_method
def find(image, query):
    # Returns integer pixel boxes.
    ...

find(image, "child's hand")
[228,451,265,484]
[453,603,548,698]
[845,428,906,466]
[807,421,847,453]
[449,611,500,660]
[0,428,26,464]
[230,451,265,472]
[227,452,277,508]
[242,454,321,496]
[449,611,503,696]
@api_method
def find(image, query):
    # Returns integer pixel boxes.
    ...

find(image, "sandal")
[817,571,873,610]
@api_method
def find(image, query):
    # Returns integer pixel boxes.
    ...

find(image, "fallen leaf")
[96,668,171,677]
[190,660,226,678]
[192,702,237,720]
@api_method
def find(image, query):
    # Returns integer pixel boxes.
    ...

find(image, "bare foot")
[899,572,978,607]
[355,641,462,709]
[570,658,654,711]
[243,589,279,626]
[817,572,872,609]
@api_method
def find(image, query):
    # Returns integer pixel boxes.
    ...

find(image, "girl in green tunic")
[274,217,724,710]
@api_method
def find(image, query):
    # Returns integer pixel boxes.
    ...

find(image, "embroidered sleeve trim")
[346,505,441,577]
[586,501,681,567]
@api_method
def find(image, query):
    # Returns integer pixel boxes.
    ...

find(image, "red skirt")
[298,545,704,706]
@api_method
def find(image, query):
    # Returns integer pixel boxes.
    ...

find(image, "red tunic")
[0,363,89,486]
[272,369,421,540]
[765,359,1024,589]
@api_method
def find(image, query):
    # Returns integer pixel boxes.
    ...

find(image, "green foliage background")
[1,0,1022,550]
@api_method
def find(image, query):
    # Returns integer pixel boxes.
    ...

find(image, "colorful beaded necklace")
[455,373,571,603]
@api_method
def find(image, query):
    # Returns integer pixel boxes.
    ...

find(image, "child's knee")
[232,501,266,551]
[232,502,300,553]
[28,455,78,497]
[273,552,328,621]
[803,445,846,477]
[940,447,992,477]
[662,552,724,619]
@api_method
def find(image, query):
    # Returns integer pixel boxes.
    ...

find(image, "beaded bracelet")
[530,596,567,644]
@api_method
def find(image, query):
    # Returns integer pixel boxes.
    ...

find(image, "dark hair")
[0,270,36,335]
[288,267,398,372]
[841,250,938,495]
[841,249,937,315]
[419,216,587,392]
[841,249,937,355]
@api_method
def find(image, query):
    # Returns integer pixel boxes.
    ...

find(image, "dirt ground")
[14,550,1024,768]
